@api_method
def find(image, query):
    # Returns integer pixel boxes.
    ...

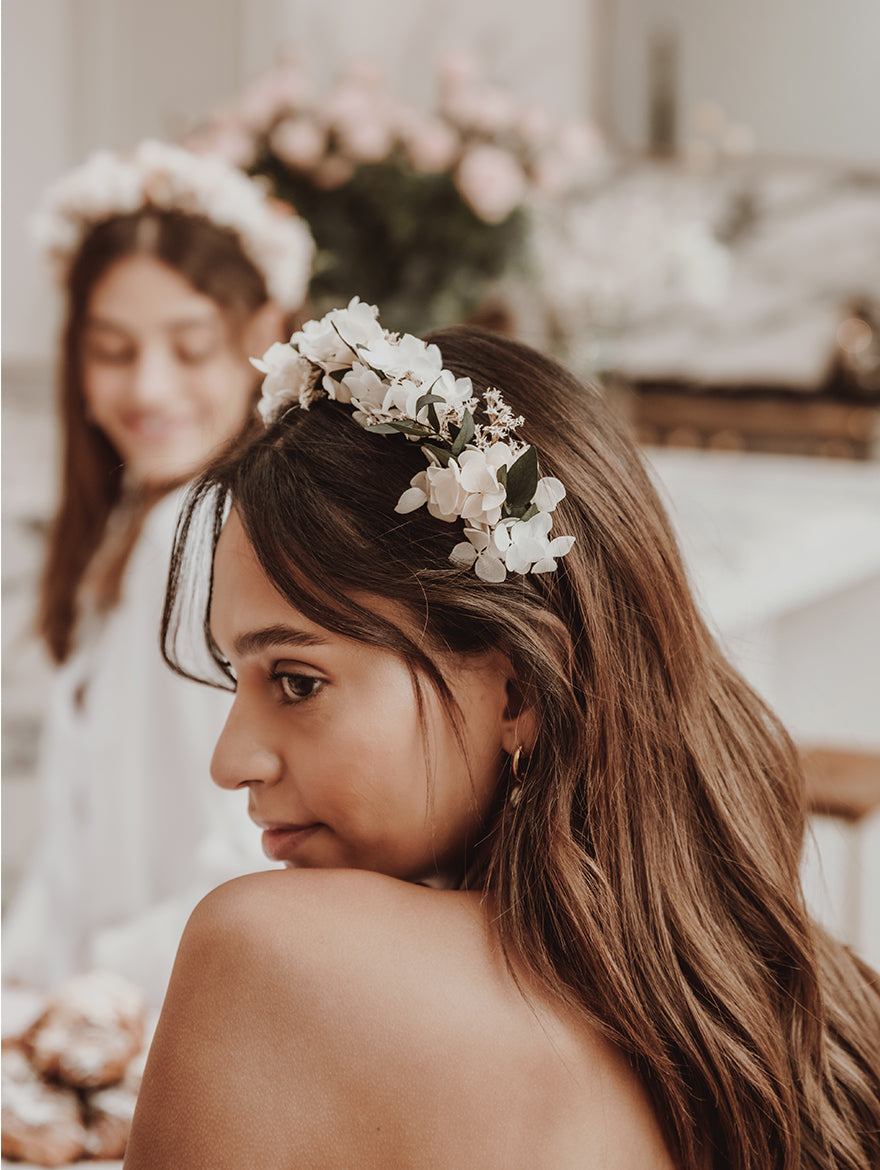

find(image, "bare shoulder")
[125,871,675,1169]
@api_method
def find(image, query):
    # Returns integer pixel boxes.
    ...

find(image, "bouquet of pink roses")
[189,52,602,335]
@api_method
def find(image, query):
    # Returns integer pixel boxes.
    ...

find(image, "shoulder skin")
[124,868,674,1170]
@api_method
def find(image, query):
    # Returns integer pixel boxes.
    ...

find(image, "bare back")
[125,870,675,1169]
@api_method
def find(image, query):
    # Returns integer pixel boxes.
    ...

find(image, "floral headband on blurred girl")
[254,298,575,582]
[31,139,315,310]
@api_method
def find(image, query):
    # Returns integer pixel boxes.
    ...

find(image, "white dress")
[2,488,272,1007]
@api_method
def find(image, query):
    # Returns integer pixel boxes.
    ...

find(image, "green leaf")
[450,410,475,457]
[388,420,430,436]
[422,443,452,467]
[427,402,440,432]
[365,422,401,434]
[327,368,347,383]
[503,446,539,514]
[519,503,539,522]
[415,393,445,413]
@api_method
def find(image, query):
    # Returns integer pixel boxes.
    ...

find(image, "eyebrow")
[232,624,330,658]
[84,314,220,334]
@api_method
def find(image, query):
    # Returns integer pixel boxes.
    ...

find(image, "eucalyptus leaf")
[415,393,445,413]
[450,410,475,456]
[422,442,452,466]
[365,422,401,434]
[427,402,440,432]
[389,420,430,436]
[504,446,539,513]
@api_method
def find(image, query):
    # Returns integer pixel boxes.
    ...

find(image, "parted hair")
[163,325,880,1169]
[38,209,270,663]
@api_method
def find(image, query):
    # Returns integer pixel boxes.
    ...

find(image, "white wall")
[279,0,594,116]
[1,1,75,365]
[2,0,598,367]
[607,0,880,162]
[2,0,274,366]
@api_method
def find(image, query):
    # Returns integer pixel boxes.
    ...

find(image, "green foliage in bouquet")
[189,53,602,336]
[256,154,529,335]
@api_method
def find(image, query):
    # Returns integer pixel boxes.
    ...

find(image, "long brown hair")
[39,209,271,663]
[163,326,880,1168]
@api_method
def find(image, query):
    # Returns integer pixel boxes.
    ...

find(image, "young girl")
[127,303,879,1167]
[2,142,314,1004]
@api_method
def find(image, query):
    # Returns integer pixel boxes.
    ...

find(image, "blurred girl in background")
[2,141,314,1004]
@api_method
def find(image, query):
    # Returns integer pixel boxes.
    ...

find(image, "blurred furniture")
[802,747,880,823]
[634,387,878,460]
[540,159,880,458]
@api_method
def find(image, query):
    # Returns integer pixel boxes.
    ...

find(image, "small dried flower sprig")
[253,298,575,582]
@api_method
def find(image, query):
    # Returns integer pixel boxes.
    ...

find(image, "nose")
[210,693,283,791]
[128,343,180,408]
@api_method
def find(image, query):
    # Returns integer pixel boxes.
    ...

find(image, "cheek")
[82,365,125,418]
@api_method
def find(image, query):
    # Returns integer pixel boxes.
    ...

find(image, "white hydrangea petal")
[395,487,429,514]
[475,554,507,583]
[450,542,478,568]
[492,524,511,553]
[531,557,558,574]
[533,476,566,512]
[462,527,490,552]
[505,544,534,574]
[548,534,576,556]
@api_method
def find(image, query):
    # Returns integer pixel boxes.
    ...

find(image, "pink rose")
[404,119,459,173]
[336,115,394,164]
[456,145,525,224]
[271,118,326,170]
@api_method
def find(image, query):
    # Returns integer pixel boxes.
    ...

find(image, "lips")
[252,818,322,863]
[121,413,191,440]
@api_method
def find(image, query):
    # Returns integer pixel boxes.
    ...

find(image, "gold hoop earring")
[511,745,526,782]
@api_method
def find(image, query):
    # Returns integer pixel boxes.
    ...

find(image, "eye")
[272,670,324,704]
[175,343,215,366]
[85,343,135,366]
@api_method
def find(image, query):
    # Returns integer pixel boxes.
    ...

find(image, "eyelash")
[270,670,324,706]
[85,344,214,366]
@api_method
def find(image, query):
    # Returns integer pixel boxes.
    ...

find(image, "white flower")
[292,298,382,374]
[505,512,576,574]
[456,447,509,526]
[450,527,508,583]
[358,333,444,384]
[430,369,475,414]
[341,361,388,413]
[424,462,469,521]
[252,343,316,422]
[33,139,315,311]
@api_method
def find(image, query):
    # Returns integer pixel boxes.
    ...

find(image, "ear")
[499,672,539,758]
[243,300,287,360]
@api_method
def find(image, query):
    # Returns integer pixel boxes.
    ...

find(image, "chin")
[128,452,203,487]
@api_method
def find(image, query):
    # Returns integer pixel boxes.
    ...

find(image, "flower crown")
[253,298,575,582]
[31,140,315,310]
